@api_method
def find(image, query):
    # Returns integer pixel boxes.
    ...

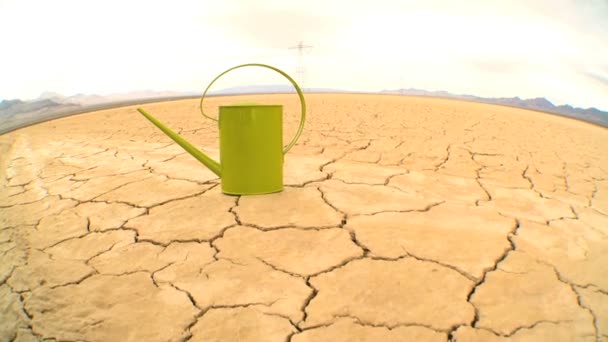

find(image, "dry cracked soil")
[0,94,607,342]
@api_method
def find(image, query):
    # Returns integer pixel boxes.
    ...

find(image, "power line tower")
[289,41,313,88]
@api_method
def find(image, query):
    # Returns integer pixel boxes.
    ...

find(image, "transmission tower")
[289,41,313,88]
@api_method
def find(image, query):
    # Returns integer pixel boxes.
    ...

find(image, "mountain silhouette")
[382,88,608,127]
[2,87,606,134]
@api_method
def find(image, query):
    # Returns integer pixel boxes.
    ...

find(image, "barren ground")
[1,94,607,341]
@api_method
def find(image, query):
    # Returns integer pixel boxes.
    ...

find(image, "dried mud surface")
[1,94,607,341]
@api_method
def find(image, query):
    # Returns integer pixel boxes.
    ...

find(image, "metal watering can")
[136,64,306,195]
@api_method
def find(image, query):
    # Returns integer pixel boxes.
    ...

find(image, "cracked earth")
[1,94,607,341]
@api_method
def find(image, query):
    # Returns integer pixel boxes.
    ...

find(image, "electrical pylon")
[289,41,313,88]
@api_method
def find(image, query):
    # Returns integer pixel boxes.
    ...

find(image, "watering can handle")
[199,63,306,154]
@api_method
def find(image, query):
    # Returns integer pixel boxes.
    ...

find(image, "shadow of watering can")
[136,64,306,195]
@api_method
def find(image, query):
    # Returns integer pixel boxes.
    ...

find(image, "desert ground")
[1,93,607,341]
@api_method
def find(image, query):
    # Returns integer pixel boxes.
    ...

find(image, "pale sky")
[1,0,607,110]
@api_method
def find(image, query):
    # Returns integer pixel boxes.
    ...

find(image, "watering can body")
[137,64,306,195]
[219,104,283,194]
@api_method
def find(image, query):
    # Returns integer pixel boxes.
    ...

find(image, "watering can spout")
[137,108,222,177]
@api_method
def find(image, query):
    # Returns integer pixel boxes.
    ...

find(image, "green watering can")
[137,63,306,195]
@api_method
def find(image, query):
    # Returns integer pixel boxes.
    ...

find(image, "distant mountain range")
[381,88,608,127]
[0,91,199,134]
[1,86,607,134]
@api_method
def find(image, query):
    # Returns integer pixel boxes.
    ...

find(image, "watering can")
[136,63,306,195]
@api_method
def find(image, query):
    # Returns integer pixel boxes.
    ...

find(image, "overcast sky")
[1,0,607,110]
